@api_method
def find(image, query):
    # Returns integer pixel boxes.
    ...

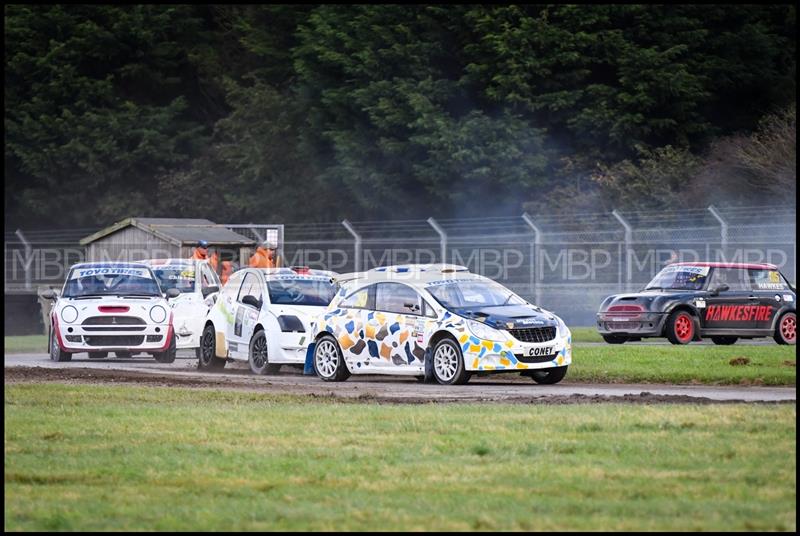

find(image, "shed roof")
[80,217,254,246]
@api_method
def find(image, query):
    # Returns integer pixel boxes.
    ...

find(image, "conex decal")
[704,305,773,322]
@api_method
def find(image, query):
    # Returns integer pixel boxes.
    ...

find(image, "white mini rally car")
[308,264,572,385]
[44,262,180,362]
[143,259,221,356]
[197,267,338,374]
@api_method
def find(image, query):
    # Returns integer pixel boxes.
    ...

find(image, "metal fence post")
[342,220,361,272]
[521,213,542,305]
[707,205,728,253]
[612,210,633,291]
[15,229,32,291]
[427,217,447,264]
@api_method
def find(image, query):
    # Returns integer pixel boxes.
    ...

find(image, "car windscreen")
[150,264,197,293]
[63,266,162,297]
[427,279,526,310]
[267,278,336,306]
[645,265,710,291]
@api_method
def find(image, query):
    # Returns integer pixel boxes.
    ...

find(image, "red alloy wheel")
[675,312,694,343]
[781,314,796,343]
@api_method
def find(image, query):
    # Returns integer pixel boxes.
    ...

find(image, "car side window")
[376,283,423,315]
[749,269,790,291]
[423,299,438,318]
[708,268,751,291]
[340,285,374,310]
[237,273,263,303]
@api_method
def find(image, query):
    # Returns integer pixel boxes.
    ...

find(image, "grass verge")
[5,335,47,354]
[4,384,796,531]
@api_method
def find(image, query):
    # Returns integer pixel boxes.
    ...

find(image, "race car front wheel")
[431,337,470,385]
[249,330,281,375]
[666,310,695,345]
[313,335,350,382]
[49,329,72,362]
[198,324,226,369]
[774,312,796,345]
[153,335,177,363]
[527,365,569,385]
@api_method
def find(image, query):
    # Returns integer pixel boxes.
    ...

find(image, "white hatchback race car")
[143,259,221,356]
[44,262,180,362]
[197,267,338,374]
[308,264,572,385]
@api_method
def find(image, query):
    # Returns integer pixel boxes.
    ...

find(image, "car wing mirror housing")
[242,295,262,309]
[709,284,729,296]
[41,289,58,300]
[202,285,219,298]
[166,288,181,299]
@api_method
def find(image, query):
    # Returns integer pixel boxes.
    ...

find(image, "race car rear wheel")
[527,365,568,385]
[88,352,108,359]
[313,335,350,382]
[774,312,796,345]
[711,336,738,345]
[249,329,280,375]
[431,337,470,385]
[666,310,695,345]
[49,329,72,362]
[602,335,627,344]
[198,324,226,369]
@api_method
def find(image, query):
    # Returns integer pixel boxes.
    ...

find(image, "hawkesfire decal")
[704,305,773,322]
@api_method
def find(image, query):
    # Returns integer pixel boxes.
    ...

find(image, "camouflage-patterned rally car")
[597,262,796,345]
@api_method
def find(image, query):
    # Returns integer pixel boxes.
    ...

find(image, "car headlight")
[149,305,167,323]
[466,319,504,341]
[60,305,78,324]
[555,316,570,337]
[277,315,305,332]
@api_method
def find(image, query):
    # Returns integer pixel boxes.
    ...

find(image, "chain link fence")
[5,205,796,332]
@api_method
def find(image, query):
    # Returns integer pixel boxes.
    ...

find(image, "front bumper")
[596,312,667,336]
[461,332,572,372]
[271,331,312,364]
[55,320,173,353]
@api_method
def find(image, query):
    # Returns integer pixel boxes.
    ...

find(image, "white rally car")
[308,264,572,385]
[43,262,180,362]
[197,267,338,374]
[143,259,221,356]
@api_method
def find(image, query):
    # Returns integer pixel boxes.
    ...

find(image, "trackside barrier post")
[427,217,447,265]
[521,213,543,305]
[707,205,728,252]
[342,220,361,273]
[612,210,633,291]
[15,229,32,291]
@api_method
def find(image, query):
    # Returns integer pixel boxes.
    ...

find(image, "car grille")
[606,321,640,330]
[508,327,556,343]
[84,336,144,347]
[515,353,558,363]
[83,316,145,325]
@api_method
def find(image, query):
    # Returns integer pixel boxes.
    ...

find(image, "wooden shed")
[80,217,254,265]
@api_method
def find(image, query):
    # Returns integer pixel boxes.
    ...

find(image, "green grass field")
[4,384,795,531]
[4,335,47,354]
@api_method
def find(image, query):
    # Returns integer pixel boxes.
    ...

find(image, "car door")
[703,267,759,331]
[748,268,791,330]
[336,284,376,367]
[368,282,424,370]
[229,271,264,357]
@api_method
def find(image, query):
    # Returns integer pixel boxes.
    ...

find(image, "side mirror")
[709,284,729,296]
[41,289,57,300]
[202,285,219,298]
[166,288,181,299]
[242,295,262,309]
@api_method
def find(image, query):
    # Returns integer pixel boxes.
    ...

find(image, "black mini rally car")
[597,262,796,345]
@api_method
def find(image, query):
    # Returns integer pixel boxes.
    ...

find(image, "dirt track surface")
[5,353,796,404]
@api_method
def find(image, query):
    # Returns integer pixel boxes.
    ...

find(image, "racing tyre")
[114,351,133,359]
[711,336,738,345]
[198,324,226,369]
[313,335,350,382]
[153,335,177,363]
[49,329,72,362]
[249,330,280,375]
[527,365,569,385]
[665,310,695,345]
[431,337,470,385]
[602,335,627,344]
[88,352,108,359]
[774,312,796,345]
